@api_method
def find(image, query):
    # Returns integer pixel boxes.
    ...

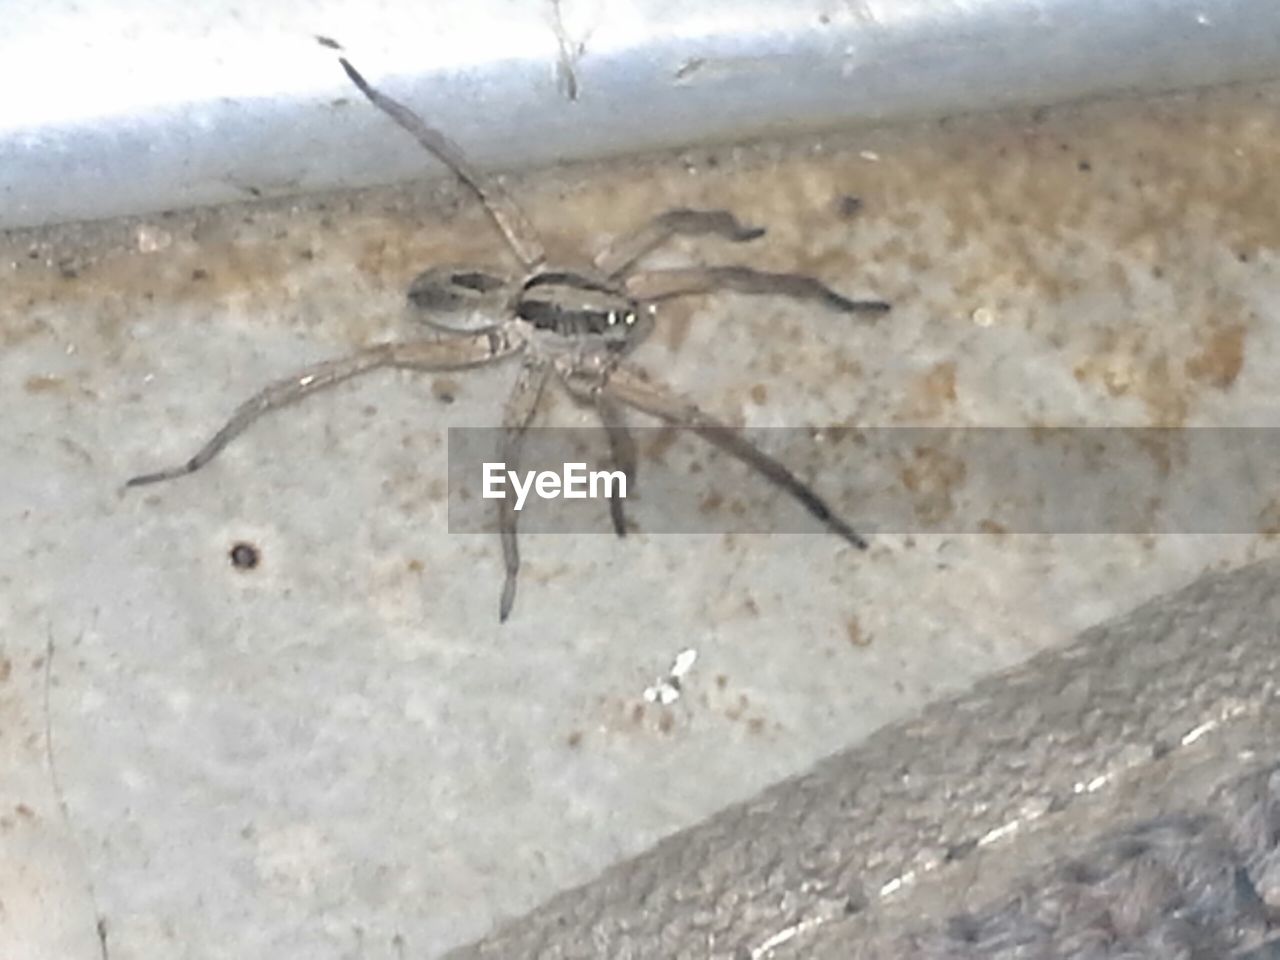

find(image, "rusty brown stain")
[431,377,461,404]
[1139,353,1189,427]
[592,696,696,739]
[1073,332,1191,427]
[23,374,65,394]
[1185,323,1246,389]
[1258,498,1280,537]
[898,444,967,526]
[0,657,10,683]
[1073,329,1137,398]
[0,315,49,349]
[897,360,957,421]
[643,426,680,464]
[566,730,583,748]
[845,615,871,647]
[749,383,768,404]
[406,558,424,573]
[977,518,1007,535]
[1131,430,1186,480]
[747,717,766,735]
[829,349,864,381]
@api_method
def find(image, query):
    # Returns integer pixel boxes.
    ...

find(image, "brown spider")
[127,51,890,622]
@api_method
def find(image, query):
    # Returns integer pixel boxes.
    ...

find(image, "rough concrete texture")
[2,78,1280,958]
[453,557,1280,959]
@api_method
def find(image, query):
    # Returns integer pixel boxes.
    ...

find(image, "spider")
[127,50,891,622]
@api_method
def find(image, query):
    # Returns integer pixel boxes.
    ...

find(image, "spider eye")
[606,311,618,326]
[624,311,637,326]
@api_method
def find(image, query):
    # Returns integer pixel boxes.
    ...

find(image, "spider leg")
[601,366,868,549]
[595,209,765,279]
[593,393,637,537]
[336,56,547,272]
[625,266,890,315]
[497,357,551,622]
[127,330,517,487]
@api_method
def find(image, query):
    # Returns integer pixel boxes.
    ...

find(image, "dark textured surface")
[452,559,1280,958]
[901,805,1275,957]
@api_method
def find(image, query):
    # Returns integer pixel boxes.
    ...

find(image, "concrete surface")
[3,77,1280,958]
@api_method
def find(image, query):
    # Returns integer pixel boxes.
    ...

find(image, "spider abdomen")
[517,270,645,349]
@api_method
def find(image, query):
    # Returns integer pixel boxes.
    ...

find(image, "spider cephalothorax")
[127,49,890,621]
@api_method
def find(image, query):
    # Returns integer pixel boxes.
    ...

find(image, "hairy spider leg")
[497,357,552,622]
[601,366,869,549]
[592,392,638,537]
[626,266,891,315]
[127,332,517,487]
[595,208,766,279]
[337,56,547,273]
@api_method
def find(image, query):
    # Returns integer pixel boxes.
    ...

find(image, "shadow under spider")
[127,42,891,622]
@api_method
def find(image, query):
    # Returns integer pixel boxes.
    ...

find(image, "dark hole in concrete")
[229,541,261,571]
